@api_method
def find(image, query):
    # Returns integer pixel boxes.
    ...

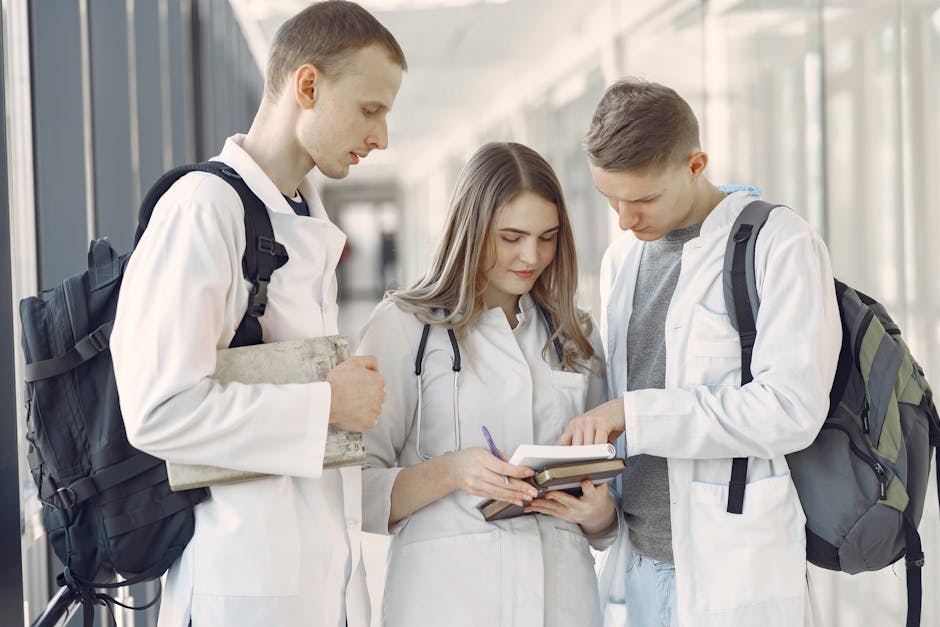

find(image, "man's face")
[590,159,699,241]
[297,43,403,179]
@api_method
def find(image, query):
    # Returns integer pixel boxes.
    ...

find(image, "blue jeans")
[623,546,679,627]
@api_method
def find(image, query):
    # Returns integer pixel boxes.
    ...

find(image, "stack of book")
[477,442,626,521]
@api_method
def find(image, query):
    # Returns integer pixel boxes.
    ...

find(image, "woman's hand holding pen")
[523,479,617,534]
[445,448,538,506]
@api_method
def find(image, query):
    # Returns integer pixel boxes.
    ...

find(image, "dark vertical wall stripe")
[0,8,25,627]
[29,1,88,291]
[134,0,166,196]
[167,0,189,166]
[88,0,134,253]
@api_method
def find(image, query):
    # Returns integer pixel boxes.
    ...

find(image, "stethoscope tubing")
[413,303,563,461]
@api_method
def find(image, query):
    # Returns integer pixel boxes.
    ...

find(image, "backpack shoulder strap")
[135,161,288,348]
[722,199,777,515]
[226,168,289,348]
[722,200,777,333]
[134,161,234,245]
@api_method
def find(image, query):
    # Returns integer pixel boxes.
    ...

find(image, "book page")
[506,443,616,469]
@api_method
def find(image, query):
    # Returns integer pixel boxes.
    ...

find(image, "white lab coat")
[358,296,614,627]
[111,135,369,627]
[597,191,841,627]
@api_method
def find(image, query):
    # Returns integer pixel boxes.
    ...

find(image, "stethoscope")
[413,302,565,460]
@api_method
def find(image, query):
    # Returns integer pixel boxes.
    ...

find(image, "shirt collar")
[479,292,537,327]
[215,134,328,220]
[699,190,761,236]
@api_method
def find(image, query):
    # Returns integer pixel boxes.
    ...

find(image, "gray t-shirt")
[623,221,702,563]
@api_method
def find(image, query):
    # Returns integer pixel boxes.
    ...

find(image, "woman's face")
[481,191,560,312]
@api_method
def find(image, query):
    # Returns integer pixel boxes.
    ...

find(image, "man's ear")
[687,150,709,179]
[294,64,320,109]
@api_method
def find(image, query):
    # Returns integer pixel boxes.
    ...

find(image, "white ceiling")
[239,0,596,185]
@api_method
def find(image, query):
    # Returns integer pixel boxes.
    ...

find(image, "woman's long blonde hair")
[389,142,596,371]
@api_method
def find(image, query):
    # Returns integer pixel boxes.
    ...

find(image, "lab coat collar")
[216,135,329,221]
[698,189,761,237]
[478,292,537,328]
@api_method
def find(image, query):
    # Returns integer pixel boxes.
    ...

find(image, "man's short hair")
[265,0,407,99]
[584,78,700,172]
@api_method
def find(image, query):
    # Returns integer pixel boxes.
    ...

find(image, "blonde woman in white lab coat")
[359,142,618,627]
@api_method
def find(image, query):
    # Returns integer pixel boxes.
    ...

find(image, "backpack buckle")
[906,552,925,569]
[88,326,109,352]
[248,280,269,318]
[55,486,78,509]
[257,237,277,256]
[733,224,753,243]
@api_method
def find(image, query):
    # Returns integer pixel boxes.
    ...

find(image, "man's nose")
[367,119,389,151]
[617,201,639,231]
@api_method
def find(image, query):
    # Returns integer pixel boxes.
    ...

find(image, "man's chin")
[318,164,350,180]
[631,229,660,241]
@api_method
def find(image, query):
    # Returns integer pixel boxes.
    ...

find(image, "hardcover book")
[477,443,626,521]
[166,335,366,491]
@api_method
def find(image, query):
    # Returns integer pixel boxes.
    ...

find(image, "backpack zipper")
[822,423,887,500]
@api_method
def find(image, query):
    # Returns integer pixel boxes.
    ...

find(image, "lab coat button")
[347,518,360,528]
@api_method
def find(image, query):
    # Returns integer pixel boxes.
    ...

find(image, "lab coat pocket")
[685,304,742,387]
[192,479,301,597]
[550,370,590,440]
[389,530,501,626]
[552,527,602,627]
[688,472,805,612]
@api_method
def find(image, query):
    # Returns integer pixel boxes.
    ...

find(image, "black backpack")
[20,161,289,625]
[722,200,940,627]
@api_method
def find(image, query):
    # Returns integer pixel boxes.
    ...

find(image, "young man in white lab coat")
[557,79,842,626]
[110,3,404,626]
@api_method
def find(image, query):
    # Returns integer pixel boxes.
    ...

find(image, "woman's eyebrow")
[498,226,560,235]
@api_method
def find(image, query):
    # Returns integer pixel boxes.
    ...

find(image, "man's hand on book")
[555,398,626,446]
[327,355,386,432]
[523,479,617,534]
[446,448,538,506]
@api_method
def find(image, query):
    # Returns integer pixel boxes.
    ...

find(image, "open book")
[507,442,617,468]
[166,336,366,492]
[477,442,626,522]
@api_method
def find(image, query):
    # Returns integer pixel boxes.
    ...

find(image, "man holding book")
[557,79,840,626]
[110,3,405,626]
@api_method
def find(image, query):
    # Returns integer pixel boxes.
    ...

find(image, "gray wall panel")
[88,0,135,253]
[29,1,88,291]
[134,0,167,195]
[0,11,25,627]
[211,0,227,151]
[167,0,193,165]
[191,0,210,158]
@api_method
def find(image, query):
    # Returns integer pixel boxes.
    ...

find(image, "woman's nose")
[519,240,538,264]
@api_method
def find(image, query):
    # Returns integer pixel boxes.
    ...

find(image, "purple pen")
[481,425,510,485]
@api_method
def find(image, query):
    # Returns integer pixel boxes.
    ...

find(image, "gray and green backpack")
[722,200,940,627]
